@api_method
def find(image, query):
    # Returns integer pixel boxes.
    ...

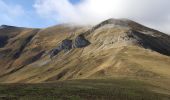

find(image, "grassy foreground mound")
[0,79,169,100]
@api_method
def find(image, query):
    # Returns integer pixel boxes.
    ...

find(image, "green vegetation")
[0,79,169,100]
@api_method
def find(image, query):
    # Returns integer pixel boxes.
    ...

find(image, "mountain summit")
[0,18,170,83]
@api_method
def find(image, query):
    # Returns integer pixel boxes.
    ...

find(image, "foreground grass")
[0,79,169,100]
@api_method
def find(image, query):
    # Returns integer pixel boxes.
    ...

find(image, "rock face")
[128,30,170,56]
[50,48,60,58]
[74,35,90,48]
[50,39,73,58]
[60,39,73,51]
[50,35,90,58]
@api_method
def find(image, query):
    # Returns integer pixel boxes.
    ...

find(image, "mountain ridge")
[0,18,170,84]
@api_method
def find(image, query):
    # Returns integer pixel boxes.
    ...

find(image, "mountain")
[0,19,170,99]
[0,18,170,83]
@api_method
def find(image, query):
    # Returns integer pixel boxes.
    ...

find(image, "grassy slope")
[0,79,170,100]
[1,27,169,82]
[0,23,170,99]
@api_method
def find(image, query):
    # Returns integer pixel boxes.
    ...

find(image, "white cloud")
[35,0,170,33]
[0,0,25,25]
[34,0,80,23]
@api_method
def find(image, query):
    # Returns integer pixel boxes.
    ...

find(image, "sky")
[0,0,170,34]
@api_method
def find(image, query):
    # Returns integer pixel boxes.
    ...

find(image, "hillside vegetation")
[0,19,170,99]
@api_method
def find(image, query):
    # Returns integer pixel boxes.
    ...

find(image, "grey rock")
[50,39,73,58]
[74,35,90,48]
[50,35,90,58]
[128,30,170,56]
[60,39,72,51]
[50,48,60,58]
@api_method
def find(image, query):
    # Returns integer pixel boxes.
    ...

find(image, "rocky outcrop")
[50,35,90,58]
[50,48,60,58]
[74,35,90,48]
[128,30,170,56]
[50,39,73,58]
[60,39,73,51]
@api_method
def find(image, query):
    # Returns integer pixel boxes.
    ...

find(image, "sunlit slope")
[0,19,169,84]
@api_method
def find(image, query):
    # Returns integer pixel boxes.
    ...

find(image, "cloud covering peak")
[34,0,170,33]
